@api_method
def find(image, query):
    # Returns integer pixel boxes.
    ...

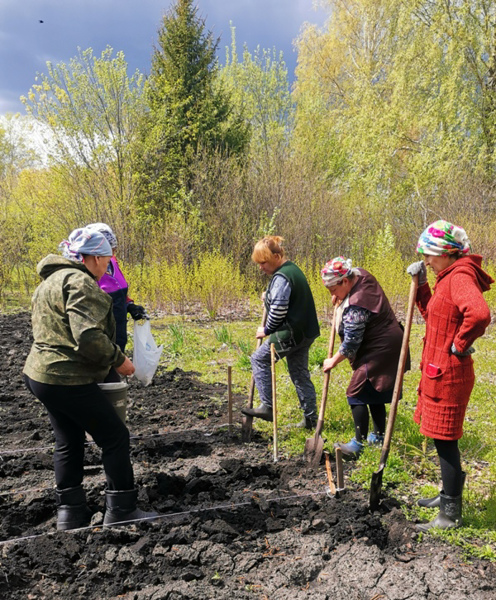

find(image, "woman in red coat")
[407,220,493,530]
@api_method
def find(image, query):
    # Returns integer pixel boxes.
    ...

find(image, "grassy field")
[132,314,496,561]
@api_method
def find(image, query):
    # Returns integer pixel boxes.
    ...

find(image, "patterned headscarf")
[321,256,360,288]
[86,222,118,249]
[417,220,471,256]
[59,228,113,262]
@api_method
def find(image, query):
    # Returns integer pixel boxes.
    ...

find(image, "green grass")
[131,316,496,560]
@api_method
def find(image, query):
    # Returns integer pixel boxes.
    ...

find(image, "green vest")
[264,261,320,352]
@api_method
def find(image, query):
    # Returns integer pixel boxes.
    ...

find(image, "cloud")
[0,0,326,115]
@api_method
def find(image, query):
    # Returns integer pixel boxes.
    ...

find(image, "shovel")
[369,274,418,510]
[304,305,338,469]
[241,307,268,443]
[271,343,278,462]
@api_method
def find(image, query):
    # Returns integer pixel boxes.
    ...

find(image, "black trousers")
[434,438,462,497]
[24,375,134,491]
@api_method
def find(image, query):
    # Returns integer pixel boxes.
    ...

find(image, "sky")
[0,0,328,115]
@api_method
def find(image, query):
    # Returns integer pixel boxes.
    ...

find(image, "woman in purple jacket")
[86,223,146,353]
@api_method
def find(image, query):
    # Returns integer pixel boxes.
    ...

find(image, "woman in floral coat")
[407,220,493,530]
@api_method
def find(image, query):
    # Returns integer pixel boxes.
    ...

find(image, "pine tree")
[137,0,248,215]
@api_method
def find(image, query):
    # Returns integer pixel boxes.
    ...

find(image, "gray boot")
[103,488,160,527]
[241,403,273,422]
[418,471,466,508]
[55,485,92,531]
[416,492,462,531]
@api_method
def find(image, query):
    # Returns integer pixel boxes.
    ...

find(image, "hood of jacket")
[436,254,494,293]
[36,254,95,281]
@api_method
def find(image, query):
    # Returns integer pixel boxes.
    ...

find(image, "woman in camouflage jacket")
[23,228,158,530]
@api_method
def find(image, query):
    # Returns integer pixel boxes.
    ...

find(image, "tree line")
[1,0,496,313]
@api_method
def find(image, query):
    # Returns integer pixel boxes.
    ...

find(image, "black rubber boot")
[295,415,317,430]
[416,492,462,531]
[103,489,160,527]
[418,471,466,508]
[55,485,92,531]
[241,403,273,422]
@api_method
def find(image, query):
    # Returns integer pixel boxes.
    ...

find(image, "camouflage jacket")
[23,254,126,385]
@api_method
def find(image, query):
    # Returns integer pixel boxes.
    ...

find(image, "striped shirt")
[264,274,291,335]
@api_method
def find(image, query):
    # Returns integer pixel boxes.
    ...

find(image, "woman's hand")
[323,358,333,372]
[256,327,266,339]
[323,352,346,372]
[116,356,135,376]
[261,291,266,302]
[406,261,427,286]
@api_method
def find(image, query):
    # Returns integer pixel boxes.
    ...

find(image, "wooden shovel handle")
[271,343,278,462]
[314,304,339,438]
[378,275,418,467]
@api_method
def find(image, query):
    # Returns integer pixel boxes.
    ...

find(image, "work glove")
[406,261,427,286]
[451,342,475,356]
[127,303,147,320]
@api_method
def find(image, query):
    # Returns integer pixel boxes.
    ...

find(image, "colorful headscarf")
[417,220,471,256]
[321,256,360,288]
[86,222,118,249]
[59,228,113,262]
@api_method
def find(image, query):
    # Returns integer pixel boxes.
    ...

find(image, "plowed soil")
[1,312,495,599]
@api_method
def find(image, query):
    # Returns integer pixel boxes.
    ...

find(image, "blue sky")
[0,0,327,114]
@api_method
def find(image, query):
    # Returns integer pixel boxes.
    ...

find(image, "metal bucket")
[98,381,128,424]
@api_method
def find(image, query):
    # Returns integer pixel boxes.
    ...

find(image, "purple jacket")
[97,256,130,351]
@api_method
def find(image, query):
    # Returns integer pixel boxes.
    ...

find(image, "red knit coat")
[415,255,493,440]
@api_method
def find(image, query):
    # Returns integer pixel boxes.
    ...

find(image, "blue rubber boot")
[367,432,384,446]
[334,437,364,460]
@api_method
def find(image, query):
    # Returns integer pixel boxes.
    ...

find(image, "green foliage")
[22,47,144,241]
[137,0,249,216]
[235,339,252,370]
[294,0,496,256]
[220,28,293,161]
[308,344,328,369]
[214,325,233,345]
[193,251,248,318]
[362,224,409,311]
[167,323,186,356]
[125,251,253,318]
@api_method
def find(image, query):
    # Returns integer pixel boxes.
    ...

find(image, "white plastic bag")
[133,320,163,386]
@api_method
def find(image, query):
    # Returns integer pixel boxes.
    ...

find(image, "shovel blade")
[241,415,253,443]
[369,466,384,510]
[304,434,324,469]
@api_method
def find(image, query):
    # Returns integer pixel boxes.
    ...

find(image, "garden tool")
[335,447,345,495]
[271,343,278,463]
[241,307,267,442]
[227,365,233,436]
[369,274,418,510]
[304,305,338,469]
[324,451,336,496]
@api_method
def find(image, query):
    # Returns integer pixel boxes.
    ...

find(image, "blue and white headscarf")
[59,228,113,262]
[86,222,118,249]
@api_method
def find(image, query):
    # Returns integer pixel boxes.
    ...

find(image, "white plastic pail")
[98,381,128,424]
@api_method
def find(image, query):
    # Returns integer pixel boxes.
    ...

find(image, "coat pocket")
[421,363,444,400]
[425,363,442,378]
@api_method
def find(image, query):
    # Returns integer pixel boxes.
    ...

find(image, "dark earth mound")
[0,312,495,599]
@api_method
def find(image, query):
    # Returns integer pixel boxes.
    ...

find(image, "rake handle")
[314,304,339,439]
[378,274,418,468]
[271,343,278,462]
